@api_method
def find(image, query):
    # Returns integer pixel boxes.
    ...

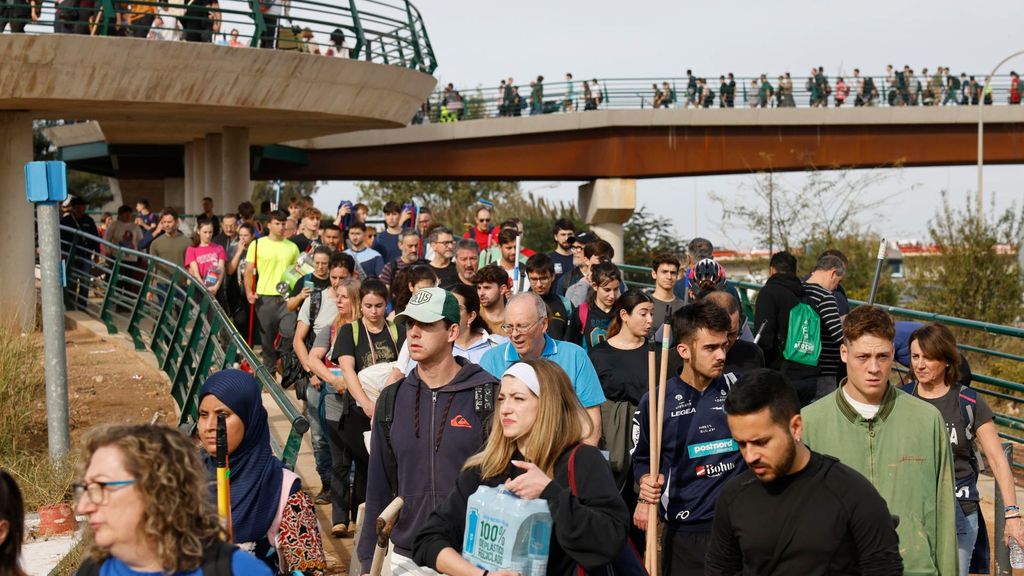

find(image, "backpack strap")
[959,387,977,443]
[577,301,589,346]
[377,382,401,499]
[268,468,301,567]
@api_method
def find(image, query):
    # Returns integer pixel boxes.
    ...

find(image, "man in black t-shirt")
[526,253,570,341]
[548,218,575,291]
[706,369,902,576]
[427,226,460,289]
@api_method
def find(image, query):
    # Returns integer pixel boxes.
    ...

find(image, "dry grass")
[0,322,78,509]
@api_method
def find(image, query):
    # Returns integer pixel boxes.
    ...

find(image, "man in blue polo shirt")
[632,300,746,576]
[479,291,605,446]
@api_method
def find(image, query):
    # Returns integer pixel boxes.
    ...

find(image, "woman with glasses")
[413,359,629,576]
[73,423,271,575]
[197,370,327,575]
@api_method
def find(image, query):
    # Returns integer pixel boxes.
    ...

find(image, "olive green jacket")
[802,383,958,576]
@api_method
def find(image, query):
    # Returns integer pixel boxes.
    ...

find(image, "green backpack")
[783,301,821,367]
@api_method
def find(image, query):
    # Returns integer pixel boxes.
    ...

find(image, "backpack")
[78,540,236,576]
[280,275,324,391]
[782,301,821,367]
[376,379,495,499]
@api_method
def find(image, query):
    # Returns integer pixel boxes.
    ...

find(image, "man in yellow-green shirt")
[244,209,299,372]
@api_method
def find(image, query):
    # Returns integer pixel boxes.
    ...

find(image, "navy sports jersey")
[632,373,746,531]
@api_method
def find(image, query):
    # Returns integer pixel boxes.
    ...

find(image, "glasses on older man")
[500,318,542,336]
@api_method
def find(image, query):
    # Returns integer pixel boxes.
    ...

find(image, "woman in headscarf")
[197,369,327,575]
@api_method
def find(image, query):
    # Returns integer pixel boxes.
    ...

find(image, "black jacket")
[753,272,816,377]
[413,444,629,576]
[356,359,498,566]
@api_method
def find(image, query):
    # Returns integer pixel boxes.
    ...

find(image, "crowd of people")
[419,66,1024,124]
[31,197,1024,575]
[0,0,353,55]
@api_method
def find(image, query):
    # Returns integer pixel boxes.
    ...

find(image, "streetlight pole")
[977,49,1024,224]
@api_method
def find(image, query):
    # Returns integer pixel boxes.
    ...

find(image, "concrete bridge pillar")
[0,112,37,330]
[578,179,636,265]
[203,132,223,215]
[163,178,185,212]
[221,127,251,213]
[184,138,206,217]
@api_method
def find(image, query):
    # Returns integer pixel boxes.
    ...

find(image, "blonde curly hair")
[79,424,223,572]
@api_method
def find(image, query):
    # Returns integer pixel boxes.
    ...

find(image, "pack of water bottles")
[463,484,552,576]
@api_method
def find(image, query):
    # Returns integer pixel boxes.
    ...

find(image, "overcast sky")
[316,0,1024,250]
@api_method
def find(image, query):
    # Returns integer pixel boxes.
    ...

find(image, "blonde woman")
[413,359,629,576]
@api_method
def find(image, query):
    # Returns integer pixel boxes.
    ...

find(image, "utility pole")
[25,161,70,462]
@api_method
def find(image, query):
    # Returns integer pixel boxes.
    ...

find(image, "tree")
[711,165,910,251]
[251,181,321,209]
[908,191,1024,326]
[623,205,687,266]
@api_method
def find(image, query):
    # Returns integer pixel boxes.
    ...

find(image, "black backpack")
[281,276,325,392]
[376,380,495,498]
[78,540,236,576]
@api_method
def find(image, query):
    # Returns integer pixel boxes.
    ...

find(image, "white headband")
[502,362,541,397]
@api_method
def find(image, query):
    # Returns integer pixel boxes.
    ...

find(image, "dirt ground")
[60,325,177,440]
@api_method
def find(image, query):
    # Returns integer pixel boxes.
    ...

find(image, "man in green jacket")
[802,305,957,576]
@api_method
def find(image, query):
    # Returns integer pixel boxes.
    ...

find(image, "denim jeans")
[956,509,979,576]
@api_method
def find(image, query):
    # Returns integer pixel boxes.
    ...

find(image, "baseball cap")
[395,287,461,325]
[569,231,599,245]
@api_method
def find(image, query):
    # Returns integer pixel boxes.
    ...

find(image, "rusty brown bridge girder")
[264,122,1024,181]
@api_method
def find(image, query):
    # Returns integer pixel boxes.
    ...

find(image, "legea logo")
[687,439,738,458]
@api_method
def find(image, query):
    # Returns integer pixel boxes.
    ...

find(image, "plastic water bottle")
[463,485,551,573]
[1010,536,1024,569]
[204,261,221,287]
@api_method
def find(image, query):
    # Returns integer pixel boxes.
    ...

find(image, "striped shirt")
[803,282,844,375]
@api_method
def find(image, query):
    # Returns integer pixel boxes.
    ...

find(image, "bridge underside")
[57,106,1024,181]
[276,122,1024,181]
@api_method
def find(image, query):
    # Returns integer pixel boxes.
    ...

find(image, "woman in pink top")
[185,220,227,296]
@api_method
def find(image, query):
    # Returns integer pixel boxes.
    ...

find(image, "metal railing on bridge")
[1,0,437,73]
[424,74,1019,122]
[55,225,309,469]
[618,263,1024,470]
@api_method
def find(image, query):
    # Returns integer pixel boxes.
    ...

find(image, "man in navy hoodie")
[357,287,498,575]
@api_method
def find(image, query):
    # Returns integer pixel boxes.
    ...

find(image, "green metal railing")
[3,0,436,74]
[424,73,1018,122]
[619,263,1023,467]
[55,225,309,469]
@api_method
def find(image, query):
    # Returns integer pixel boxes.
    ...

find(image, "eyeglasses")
[570,245,583,252]
[477,218,491,223]
[434,239,455,246]
[500,318,542,335]
[72,480,136,505]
